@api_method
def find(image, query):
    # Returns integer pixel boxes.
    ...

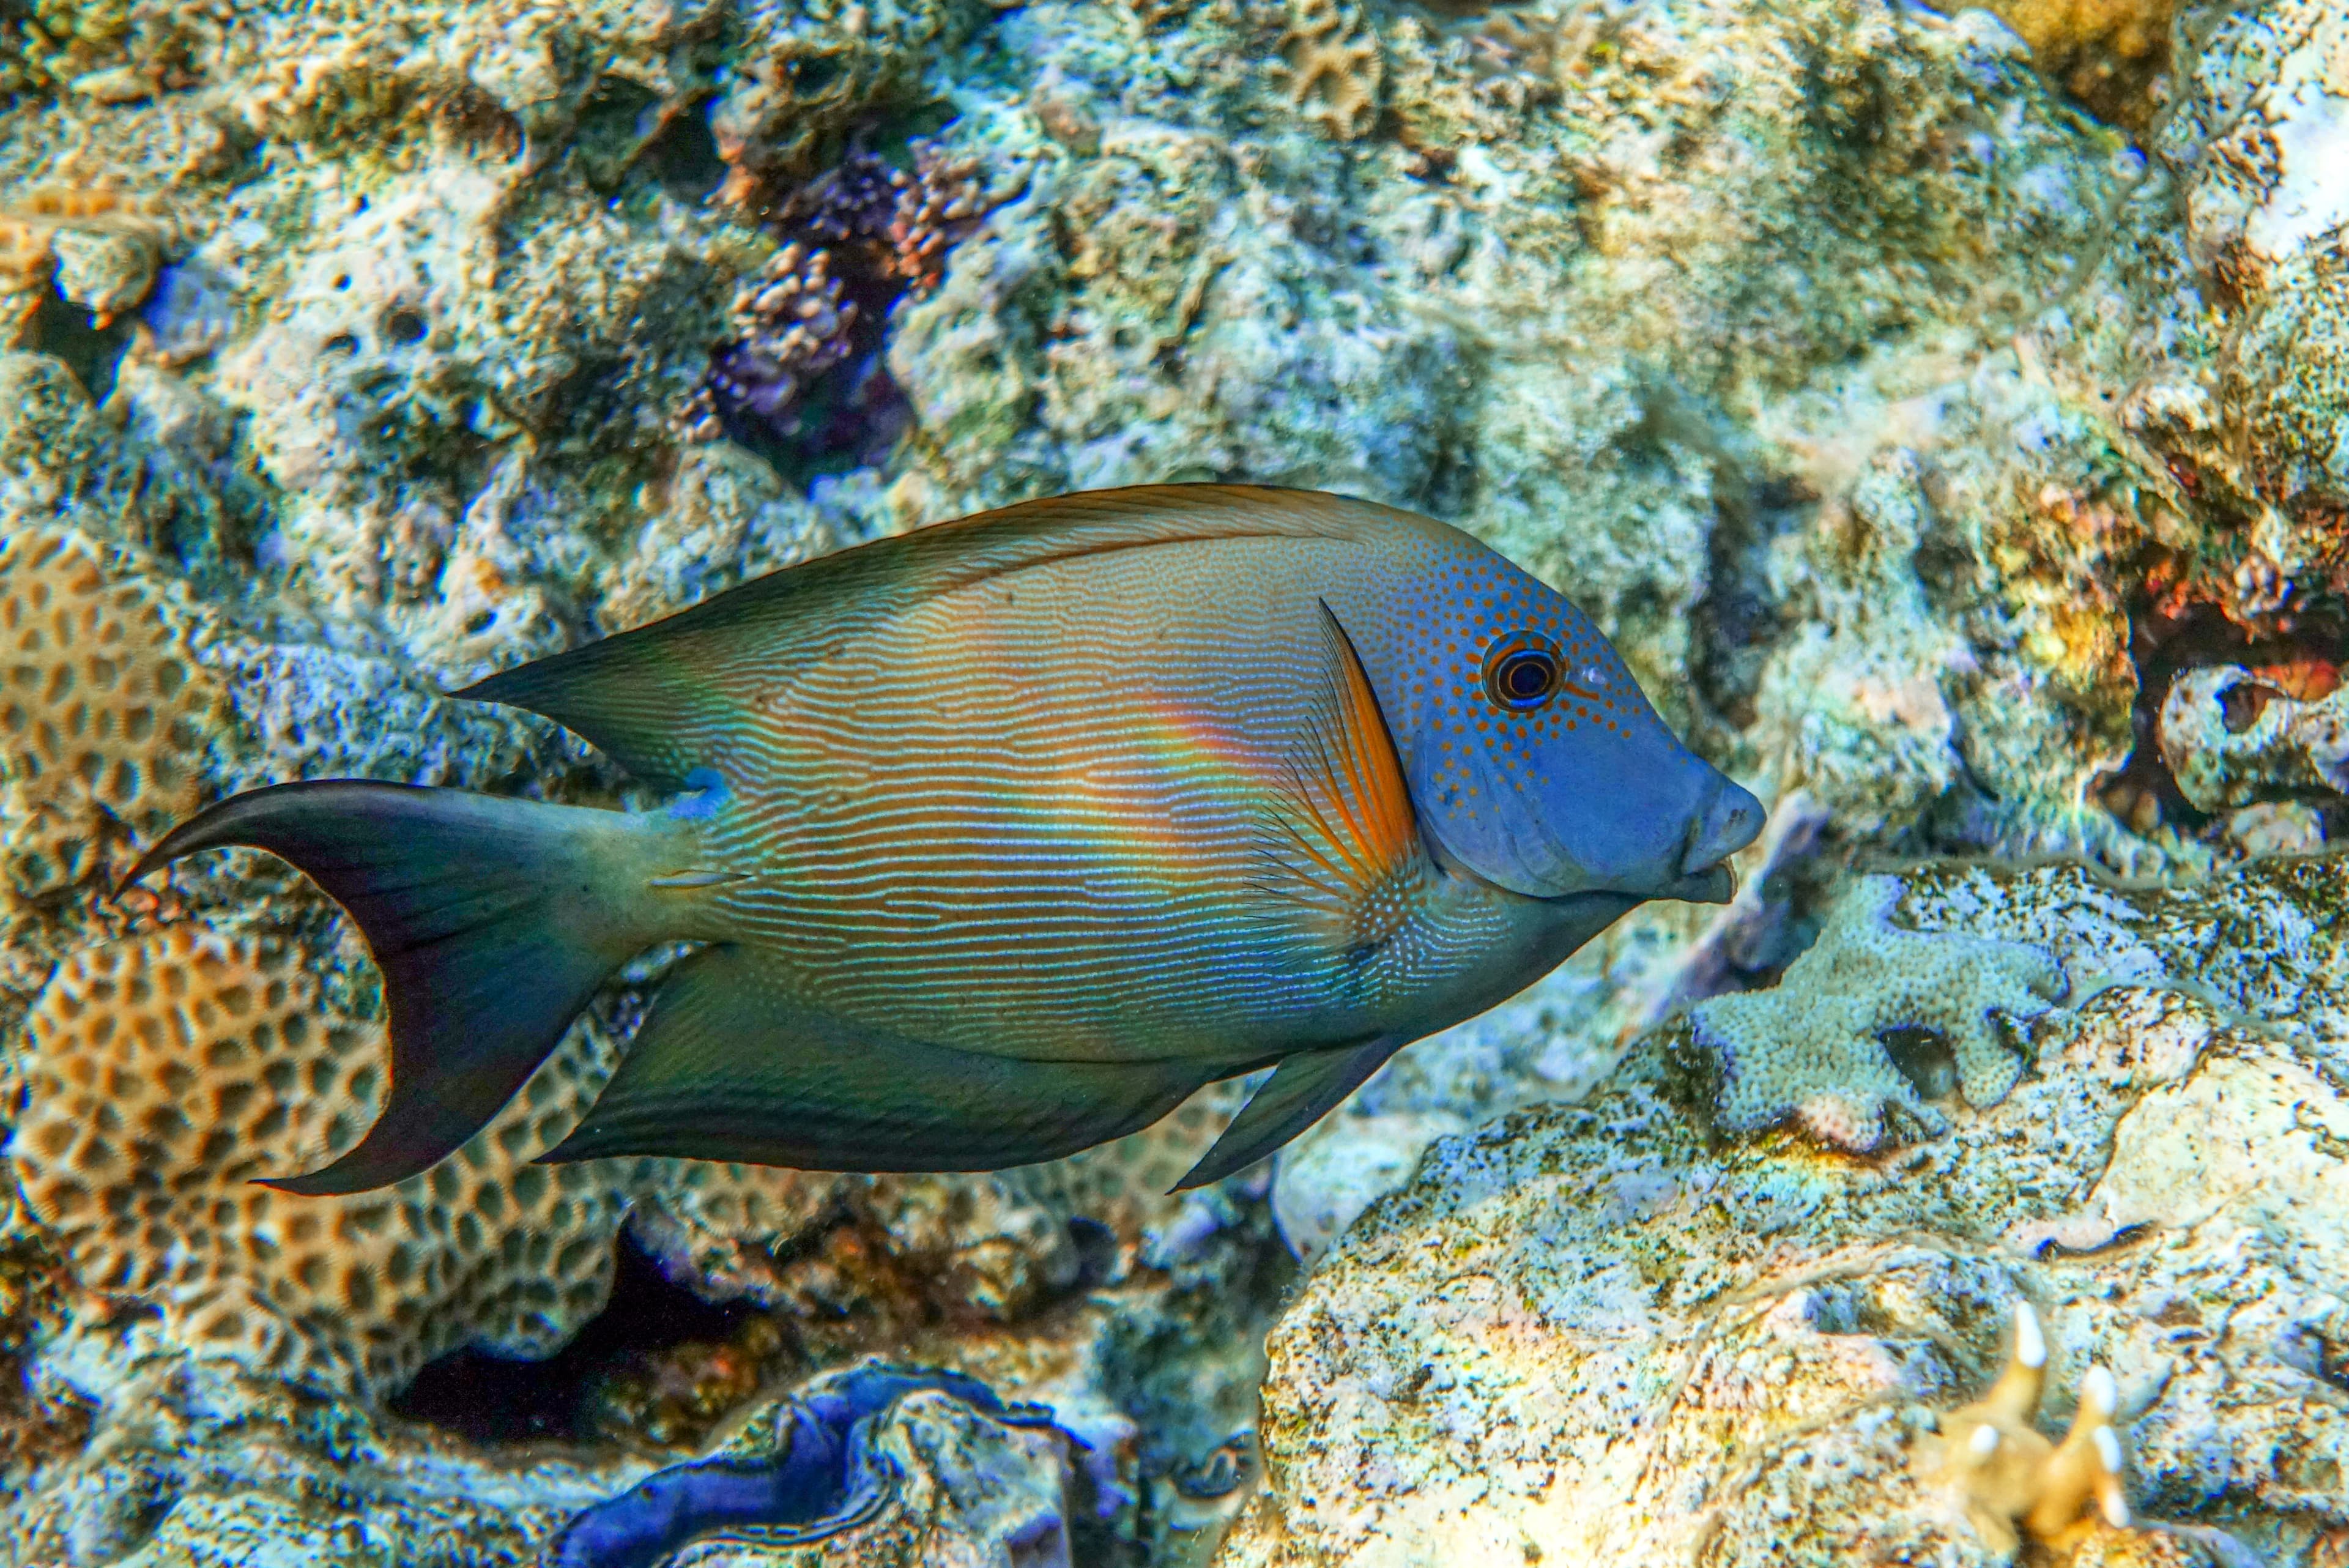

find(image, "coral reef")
[1215,859,2349,1568]
[1,0,2347,1560]
[1685,874,2069,1150]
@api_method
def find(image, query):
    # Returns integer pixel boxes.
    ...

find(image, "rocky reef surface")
[1221,858,2349,1566]
[0,0,2345,1562]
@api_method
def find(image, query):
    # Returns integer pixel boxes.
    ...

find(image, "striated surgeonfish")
[127,485,1763,1196]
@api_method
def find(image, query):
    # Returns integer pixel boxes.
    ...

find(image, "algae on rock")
[1217,858,2349,1568]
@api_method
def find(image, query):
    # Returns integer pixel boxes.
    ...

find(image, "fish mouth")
[1680,780,1765,878]
[1660,861,1737,905]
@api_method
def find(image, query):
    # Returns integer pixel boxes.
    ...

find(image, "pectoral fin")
[546,945,1204,1170]
[1173,1037,1402,1191]
[1249,601,1434,966]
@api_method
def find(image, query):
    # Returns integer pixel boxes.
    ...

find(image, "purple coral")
[782,140,1013,298]
[681,242,858,441]
[886,140,1000,297]
[681,140,1025,449]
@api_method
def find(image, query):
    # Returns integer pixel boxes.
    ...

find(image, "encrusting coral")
[1921,1301,2132,1556]
[3,903,1252,1405]
[6,924,639,1397]
[1684,875,2069,1150]
[1275,0,1383,141]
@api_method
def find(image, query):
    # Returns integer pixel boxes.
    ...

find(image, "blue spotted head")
[1361,534,1764,904]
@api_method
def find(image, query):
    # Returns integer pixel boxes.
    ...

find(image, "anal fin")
[547,946,1204,1171]
[1173,1038,1401,1191]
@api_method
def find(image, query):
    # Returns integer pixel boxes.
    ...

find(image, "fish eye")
[1480,633,1562,710]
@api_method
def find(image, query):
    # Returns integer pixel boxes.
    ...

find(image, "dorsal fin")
[1247,600,1433,964]
[460,485,1398,789]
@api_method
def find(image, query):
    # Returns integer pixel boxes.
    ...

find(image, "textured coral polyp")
[0,528,218,904]
[1277,0,1383,141]
[1686,875,2068,1150]
[8,924,636,1398]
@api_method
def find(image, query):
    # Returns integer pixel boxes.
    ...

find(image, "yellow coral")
[1978,0,2175,131]
[0,527,221,906]
[1277,0,1383,141]
[6,915,1240,1400]
[7,924,640,1397]
[1924,1302,2131,1556]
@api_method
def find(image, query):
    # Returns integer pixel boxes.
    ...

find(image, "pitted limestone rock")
[2159,664,2349,813]
[1686,875,2068,1150]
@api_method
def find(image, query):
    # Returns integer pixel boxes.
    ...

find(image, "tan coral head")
[1932,1301,2131,1553]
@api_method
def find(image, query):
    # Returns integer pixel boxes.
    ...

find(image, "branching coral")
[1921,1302,2132,1556]
[1684,875,2068,1150]
[1276,0,1384,141]
[680,242,860,442]
[886,141,1010,298]
[681,142,1022,444]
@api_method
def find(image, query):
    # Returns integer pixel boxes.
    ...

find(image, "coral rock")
[1214,860,2349,1568]
[0,186,173,342]
[2159,664,2349,813]
[1685,875,2068,1150]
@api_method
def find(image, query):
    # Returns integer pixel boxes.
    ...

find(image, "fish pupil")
[1491,649,1557,708]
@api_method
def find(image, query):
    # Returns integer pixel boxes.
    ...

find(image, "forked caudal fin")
[121,781,681,1195]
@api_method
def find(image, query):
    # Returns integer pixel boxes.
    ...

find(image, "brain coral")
[0,527,221,915]
[6,923,637,1397]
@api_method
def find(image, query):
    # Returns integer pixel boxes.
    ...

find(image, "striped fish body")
[691,528,1548,1069]
[132,487,1762,1194]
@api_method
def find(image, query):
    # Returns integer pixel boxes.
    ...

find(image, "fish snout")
[1675,778,1764,886]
